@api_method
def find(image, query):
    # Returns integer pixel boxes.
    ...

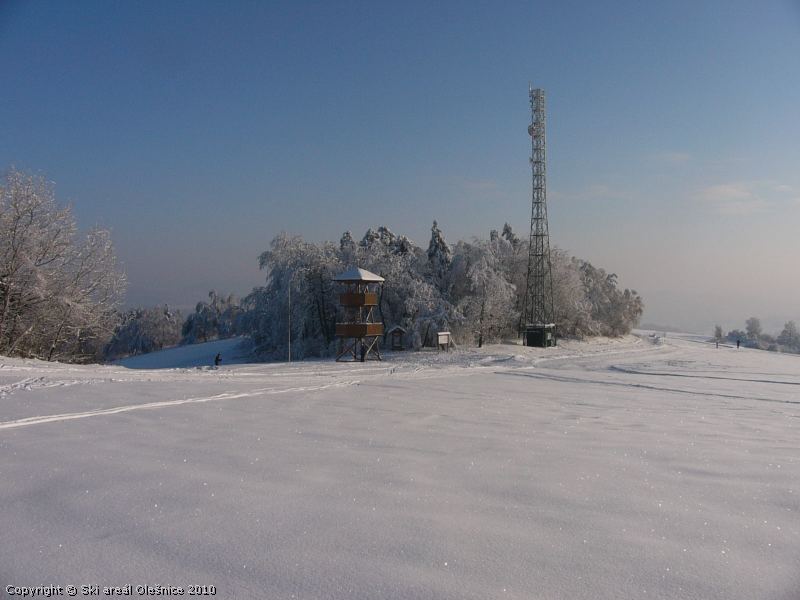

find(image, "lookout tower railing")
[333,267,385,362]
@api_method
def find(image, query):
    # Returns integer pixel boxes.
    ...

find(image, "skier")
[214,353,222,367]
[736,339,740,349]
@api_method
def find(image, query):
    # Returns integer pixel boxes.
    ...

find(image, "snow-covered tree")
[451,239,516,346]
[0,168,125,361]
[105,305,182,360]
[501,222,521,249]
[777,321,799,350]
[242,233,340,359]
[726,328,747,344]
[426,220,452,296]
[339,231,356,266]
[550,251,593,336]
[239,222,645,359]
[351,225,455,348]
[576,261,643,336]
[181,290,243,344]
[745,317,762,341]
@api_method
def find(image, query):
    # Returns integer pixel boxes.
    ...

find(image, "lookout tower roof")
[333,267,385,283]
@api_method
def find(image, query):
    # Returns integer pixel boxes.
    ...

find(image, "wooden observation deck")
[333,267,385,362]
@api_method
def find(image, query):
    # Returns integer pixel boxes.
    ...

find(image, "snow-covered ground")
[1,334,797,599]
[115,337,250,370]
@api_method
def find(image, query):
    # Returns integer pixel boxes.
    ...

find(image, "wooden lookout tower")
[334,267,385,362]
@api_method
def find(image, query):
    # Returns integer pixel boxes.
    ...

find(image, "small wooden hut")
[387,326,407,351]
[334,267,385,362]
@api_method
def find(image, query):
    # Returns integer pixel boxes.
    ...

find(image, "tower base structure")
[523,323,556,348]
[335,323,383,362]
[333,267,385,362]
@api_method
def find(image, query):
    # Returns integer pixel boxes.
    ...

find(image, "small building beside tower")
[387,326,406,351]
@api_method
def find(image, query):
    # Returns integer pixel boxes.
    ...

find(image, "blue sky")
[2,1,799,331]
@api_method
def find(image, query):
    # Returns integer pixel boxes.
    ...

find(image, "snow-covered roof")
[333,267,385,282]
[387,326,407,334]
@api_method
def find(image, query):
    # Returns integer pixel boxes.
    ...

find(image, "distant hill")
[116,337,250,369]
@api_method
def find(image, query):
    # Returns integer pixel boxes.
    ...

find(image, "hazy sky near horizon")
[2,1,799,333]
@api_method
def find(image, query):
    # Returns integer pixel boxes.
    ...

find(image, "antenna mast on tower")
[521,86,556,347]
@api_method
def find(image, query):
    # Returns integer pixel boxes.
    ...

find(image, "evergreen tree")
[427,220,452,296]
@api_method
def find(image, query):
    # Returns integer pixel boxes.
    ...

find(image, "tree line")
[2,168,644,362]
[236,222,644,360]
[714,318,800,354]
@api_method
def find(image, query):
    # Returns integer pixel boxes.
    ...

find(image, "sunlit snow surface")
[1,334,798,599]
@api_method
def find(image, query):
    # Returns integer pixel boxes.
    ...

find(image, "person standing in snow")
[214,353,222,367]
[736,339,740,349]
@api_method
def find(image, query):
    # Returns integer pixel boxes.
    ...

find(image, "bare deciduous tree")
[0,168,126,361]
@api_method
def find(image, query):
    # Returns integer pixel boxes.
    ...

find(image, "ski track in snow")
[1,332,793,428]
[1,333,799,599]
[0,379,362,430]
[0,338,652,428]
[0,376,88,397]
[610,364,800,386]
[499,369,800,406]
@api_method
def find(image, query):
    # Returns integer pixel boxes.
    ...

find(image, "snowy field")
[1,334,798,599]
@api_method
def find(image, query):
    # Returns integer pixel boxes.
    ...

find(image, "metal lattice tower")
[521,86,556,334]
